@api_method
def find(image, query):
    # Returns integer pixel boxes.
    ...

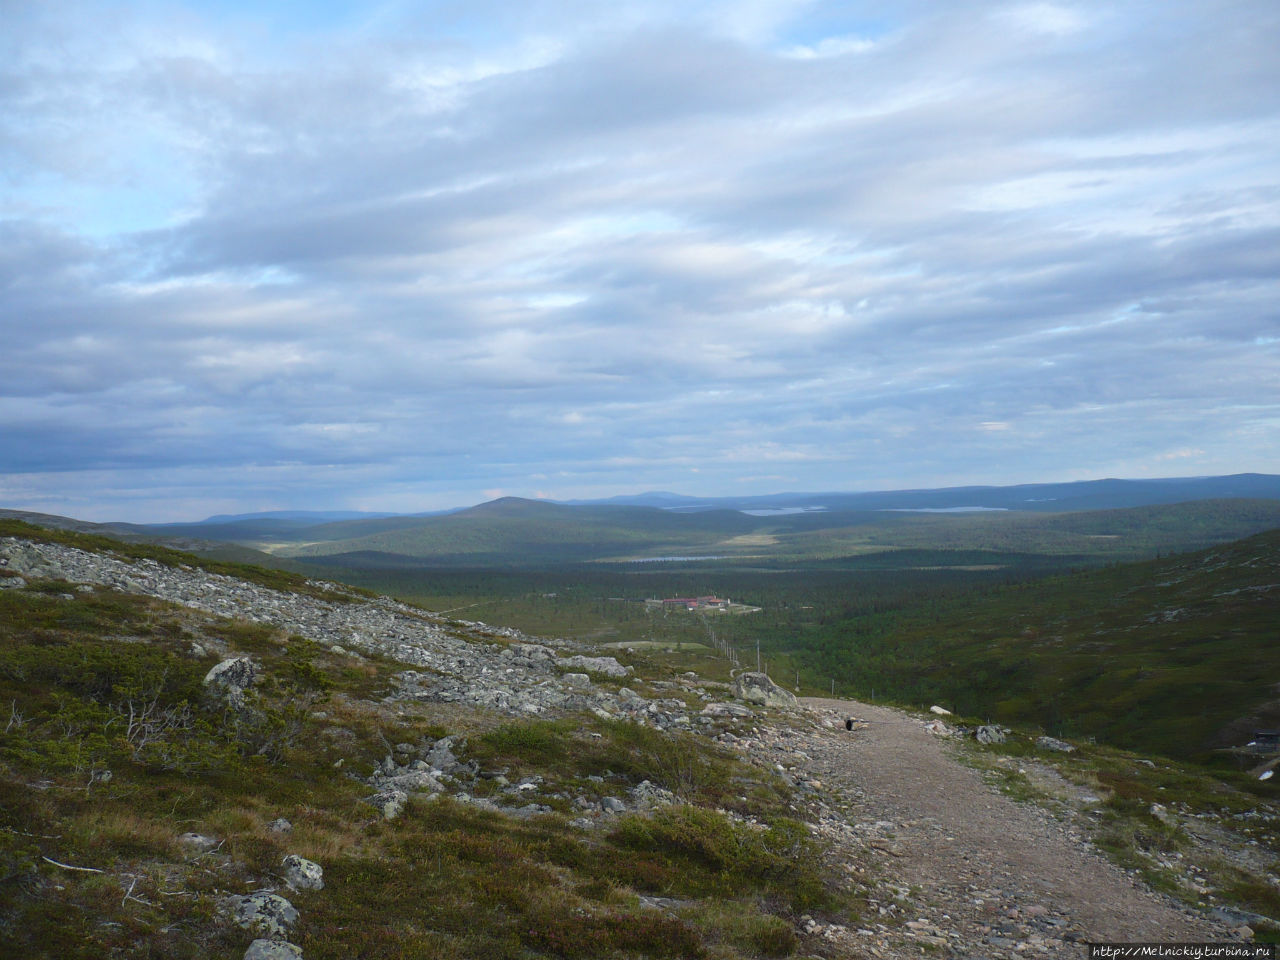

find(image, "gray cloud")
[1,0,1278,520]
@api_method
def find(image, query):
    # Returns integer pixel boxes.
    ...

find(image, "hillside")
[272,499,762,564]
[0,521,854,959]
[564,474,1280,513]
[794,527,1280,762]
[264,496,1280,568]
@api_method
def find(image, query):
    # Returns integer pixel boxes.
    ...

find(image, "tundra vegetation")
[0,524,855,959]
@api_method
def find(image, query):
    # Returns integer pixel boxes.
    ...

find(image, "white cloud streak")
[1,0,1278,520]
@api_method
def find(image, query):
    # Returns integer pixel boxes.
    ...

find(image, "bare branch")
[42,855,104,874]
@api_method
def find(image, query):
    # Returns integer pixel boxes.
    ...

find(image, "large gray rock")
[380,769,444,794]
[731,672,797,709]
[364,789,408,820]
[281,854,323,891]
[1036,735,1076,753]
[178,832,220,853]
[223,892,298,937]
[975,725,1006,745]
[629,780,676,810]
[424,736,460,773]
[244,940,303,960]
[560,655,631,678]
[701,702,753,718]
[204,657,258,706]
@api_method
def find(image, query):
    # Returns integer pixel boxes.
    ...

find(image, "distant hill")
[802,526,1280,762]
[562,473,1280,513]
[276,498,763,565]
[260,496,1280,568]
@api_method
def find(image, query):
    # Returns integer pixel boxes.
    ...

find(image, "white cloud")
[1,0,1278,519]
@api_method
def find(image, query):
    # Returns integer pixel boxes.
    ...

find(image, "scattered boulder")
[702,702,754,718]
[223,892,299,937]
[561,655,631,678]
[178,832,220,853]
[204,657,258,706]
[1211,905,1273,929]
[1035,736,1076,753]
[630,780,676,810]
[244,941,302,960]
[732,672,797,709]
[364,789,408,820]
[562,672,591,689]
[281,854,324,891]
[267,818,293,834]
[424,737,463,772]
[380,768,444,794]
[924,719,951,736]
[0,576,26,589]
[975,725,1006,745]
[929,705,952,716]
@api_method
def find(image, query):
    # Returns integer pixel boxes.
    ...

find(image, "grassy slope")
[799,528,1280,762]
[0,526,852,959]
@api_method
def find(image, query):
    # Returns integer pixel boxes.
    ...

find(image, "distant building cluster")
[660,596,730,611]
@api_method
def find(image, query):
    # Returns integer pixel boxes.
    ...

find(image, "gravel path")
[795,697,1232,957]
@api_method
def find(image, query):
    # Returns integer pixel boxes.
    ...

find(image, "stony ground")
[757,697,1239,957]
[0,532,1259,958]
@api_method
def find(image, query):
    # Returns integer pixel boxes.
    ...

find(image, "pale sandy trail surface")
[790,697,1234,957]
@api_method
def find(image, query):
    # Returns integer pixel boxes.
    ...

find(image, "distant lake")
[739,507,827,516]
[626,555,729,562]
[878,506,1009,513]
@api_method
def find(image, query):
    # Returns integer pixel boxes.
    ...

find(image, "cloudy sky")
[3,1,1278,521]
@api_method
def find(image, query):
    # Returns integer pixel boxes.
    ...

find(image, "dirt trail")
[794,697,1232,957]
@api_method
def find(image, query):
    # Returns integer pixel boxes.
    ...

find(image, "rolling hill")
[259,496,1280,568]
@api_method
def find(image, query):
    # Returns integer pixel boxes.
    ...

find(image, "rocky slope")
[2,529,1273,959]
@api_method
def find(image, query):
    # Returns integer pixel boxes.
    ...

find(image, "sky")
[2,0,1279,522]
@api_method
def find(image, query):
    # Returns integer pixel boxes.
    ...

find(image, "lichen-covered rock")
[561,655,631,678]
[975,725,1006,744]
[629,779,676,810]
[178,832,220,853]
[424,736,460,773]
[281,854,323,891]
[379,768,444,794]
[244,939,303,960]
[223,892,298,937]
[204,657,258,706]
[1036,735,1076,753]
[364,789,408,820]
[702,702,753,718]
[267,818,293,834]
[731,672,797,709]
